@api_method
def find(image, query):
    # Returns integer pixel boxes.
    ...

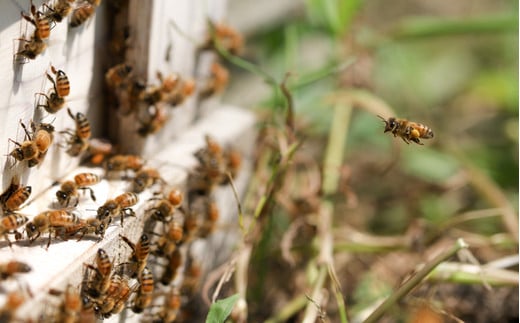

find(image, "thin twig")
[363,238,469,323]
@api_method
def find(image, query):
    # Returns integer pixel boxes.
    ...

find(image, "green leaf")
[205,294,240,323]
[401,148,460,183]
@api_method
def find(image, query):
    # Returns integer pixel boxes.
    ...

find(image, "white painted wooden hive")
[0,0,255,322]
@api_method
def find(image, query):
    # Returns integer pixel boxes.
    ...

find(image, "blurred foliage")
[205,294,239,323]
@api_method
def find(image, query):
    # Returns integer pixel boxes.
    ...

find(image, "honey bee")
[131,266,154,313]
[189,135,226,193]
[137,105,168,137]
[181,258,201,296]
[36,66,70,114]
[56,217,106,241]
[0,291,26,323]
[69,2,96,28]
[105,154,144,174]
[96,192,138,226]
[105,63,133,89]
[0,183,31,213]
[202,22,244,56]
[43,0,74,23]
[0,261,31,280]
[28,121,55,167]
[50,284,84,323]
[200,61,229,99]
[152,220,184,257]
[8,122,39,165]
[94,274,133,318]
[152,287,181,322]
[190,194,219,238]
[164,78,196,107]
[32,121,55,154]
[15,34,46,60]
[21,1,51,40]
[62,108,91,156]
[140,72,177,106]
[56,172,100,206]
[378,116,434,145]
[82,138,114,166]
[132,168,165,193]
[84,249,113,299]
[146,188,183,223]
[160,248,182,285]
[0,213,28,245]
[2,187,31,213]
[25,209,82,248]
[119,234,150,278]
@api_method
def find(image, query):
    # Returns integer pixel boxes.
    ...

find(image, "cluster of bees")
[16,0,102,61]
[3,0,247,320]
[0,133,242,321]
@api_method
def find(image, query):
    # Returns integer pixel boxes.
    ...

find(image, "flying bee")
[36,66,70,114]
[56,172,100,207]
[202,22,244,56]
[188,135,226,193]
[200,61,229,99]
[132,168,165,193]
[0,261,31,280]
[0,214,28,246]
[0,182,31,213]
[21,1,51,40]
[119,234,150,278]
[69,2,95,28]
[131,266,153,313]
[43,0,74,23]
[105,154,144,175]
[96,192,138,226]
[84,248,113,299]
[378,116,434,145]
[105,63,133,89]
[25,209,82,248]
[61,108,91,156]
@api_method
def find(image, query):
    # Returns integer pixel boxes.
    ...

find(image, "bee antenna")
[376,115,386,122]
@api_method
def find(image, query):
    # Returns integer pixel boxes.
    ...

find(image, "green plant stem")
[390,14,518,39]
[363,238,469,323]
[302,103,352,323]
[427,262,519,286]
[265,295,309,323]
[445,144,519,243]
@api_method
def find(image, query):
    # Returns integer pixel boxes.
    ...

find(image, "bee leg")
[86,187,96,202]
[401,137,410,144]
[4,234,13,248]
[46,231,52,249]
[14,230,22,241]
